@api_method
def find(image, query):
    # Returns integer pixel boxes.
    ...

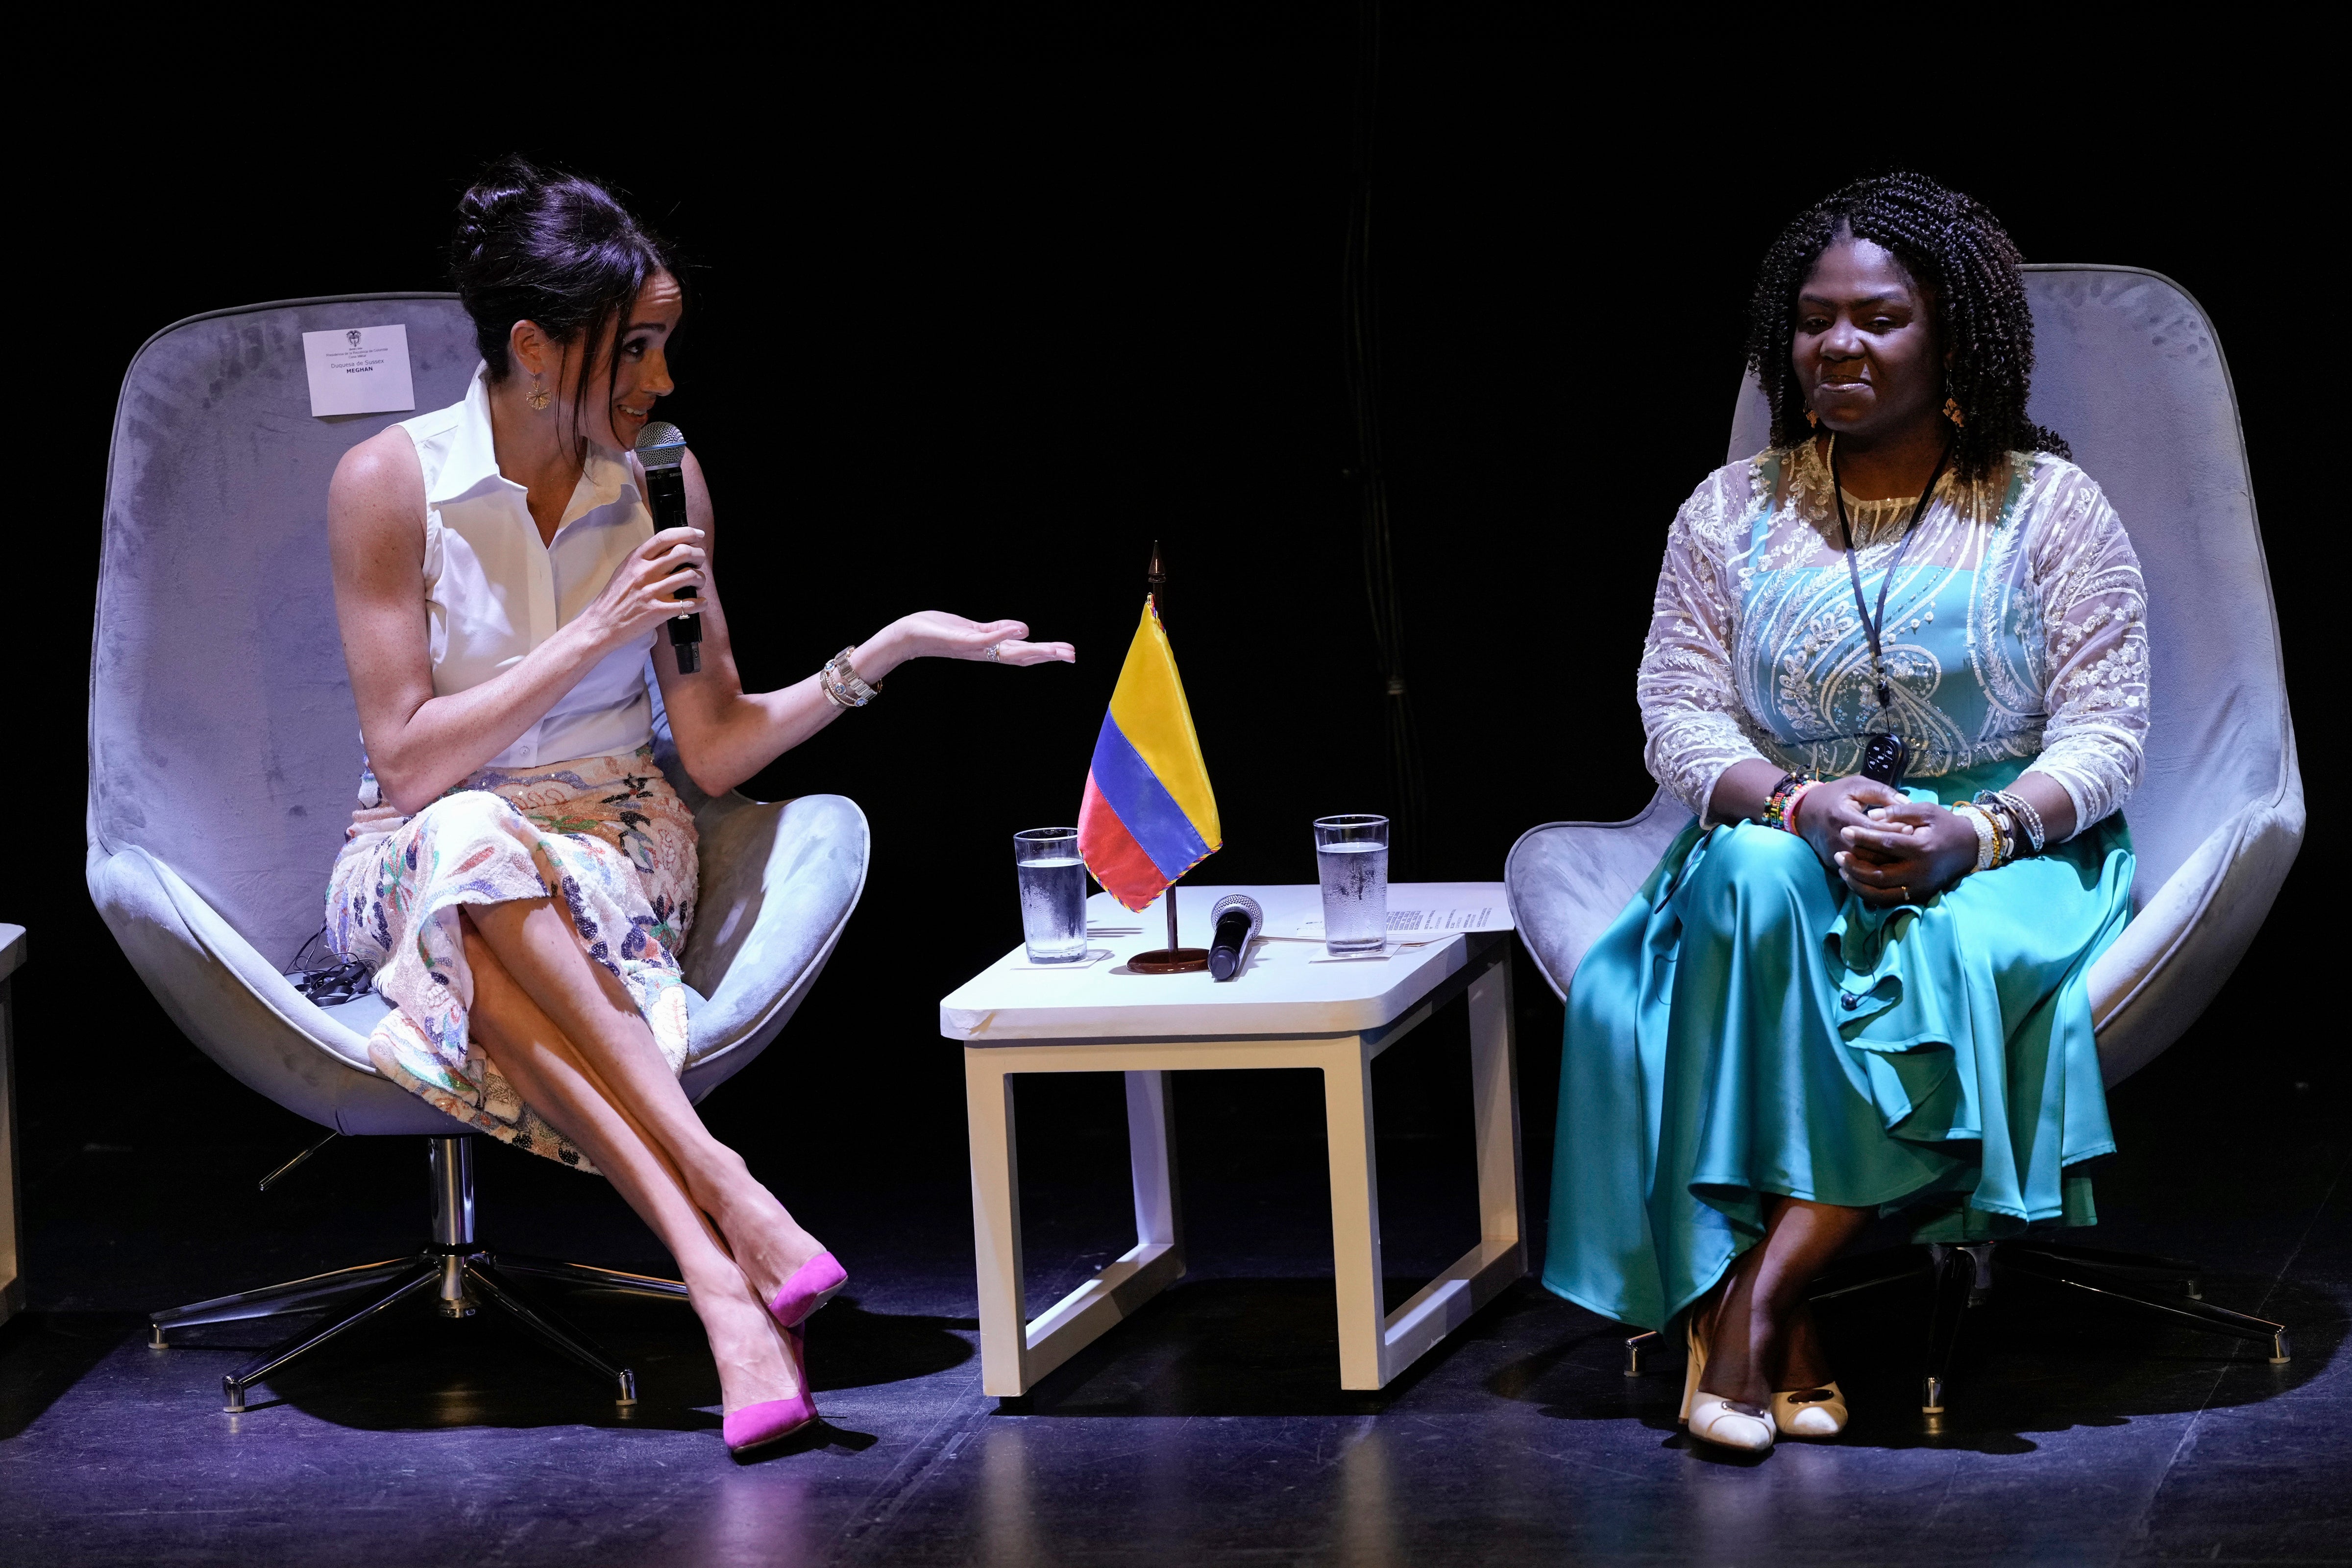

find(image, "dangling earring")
[1805,409,1819,429]
[528,373,551,412]
[1941,372,1963,427]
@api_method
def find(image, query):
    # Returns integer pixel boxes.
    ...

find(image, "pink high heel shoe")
[768,1250,848,1329]
[723,1329,817,1457]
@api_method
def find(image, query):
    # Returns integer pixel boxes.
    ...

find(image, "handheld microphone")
[1207,893,1262,982]
[634,420,701,673]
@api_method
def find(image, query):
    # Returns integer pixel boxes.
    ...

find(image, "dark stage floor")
[2,990,2344,1568]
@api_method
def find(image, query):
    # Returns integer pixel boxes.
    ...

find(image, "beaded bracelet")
[1782,780,1820,835]
[1967,802,2002,871]
[1982,788,2046,855]
[1759,773,1804,831]
[1973,793,2028,865]
[1952,802,1999,873]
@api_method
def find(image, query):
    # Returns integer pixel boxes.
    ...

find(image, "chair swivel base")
[150,1246,690,1414]
[1618,1239,2289,1420]
[1819,1239,2288,1419]
[1994,1239,2290,1360]
[147,1135,690,1414]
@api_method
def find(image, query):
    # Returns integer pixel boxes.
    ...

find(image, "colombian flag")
[1078,595,1221,910]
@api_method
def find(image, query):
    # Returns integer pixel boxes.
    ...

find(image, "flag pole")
[1130,539,1208,974]
[1150,540,1178,957]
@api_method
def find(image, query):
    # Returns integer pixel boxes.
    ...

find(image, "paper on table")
[302,324,416,417]
[1384,905,1509,933]
[1295,906,1509,939]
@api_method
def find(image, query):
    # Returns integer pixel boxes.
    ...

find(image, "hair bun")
[451,154,549,260]
[446,154,676,393]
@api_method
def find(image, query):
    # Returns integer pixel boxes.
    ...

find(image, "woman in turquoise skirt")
[1544,173,2149,1453]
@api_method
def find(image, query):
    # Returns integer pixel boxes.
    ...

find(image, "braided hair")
[1743,171,2066,482]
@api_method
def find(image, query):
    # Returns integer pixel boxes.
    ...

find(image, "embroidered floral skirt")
[325,746,698,1170]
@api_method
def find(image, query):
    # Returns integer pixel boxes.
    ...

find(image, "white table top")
[940,882,1512,1043]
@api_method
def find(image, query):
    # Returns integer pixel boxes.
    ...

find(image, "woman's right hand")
[1796,774,1910,874]
[578,527,709,656]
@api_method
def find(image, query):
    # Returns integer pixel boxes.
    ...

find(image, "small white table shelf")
[941,882,1522,1396]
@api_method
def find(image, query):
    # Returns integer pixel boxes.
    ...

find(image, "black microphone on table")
[634,420,700,673]
[1207,893,1262,982]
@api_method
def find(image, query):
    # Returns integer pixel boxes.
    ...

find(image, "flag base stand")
[1130,948,1209,974]
[1132,879,1208,973]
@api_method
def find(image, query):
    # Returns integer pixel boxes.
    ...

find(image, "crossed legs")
[1696,1195,1873,1412]
[456,897,825,1414]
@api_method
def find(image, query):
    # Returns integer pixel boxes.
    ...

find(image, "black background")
[10,14,2328,1216]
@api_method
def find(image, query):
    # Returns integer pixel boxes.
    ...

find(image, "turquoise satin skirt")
[1542,770,2133,1330]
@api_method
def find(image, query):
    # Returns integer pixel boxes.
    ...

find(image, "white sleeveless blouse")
[394,368,656,770]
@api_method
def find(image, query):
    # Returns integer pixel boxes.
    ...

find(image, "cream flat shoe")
[1772,1382,1848,1438]
[1689,1393,1777,1452]
[1681,1314,1775,1454]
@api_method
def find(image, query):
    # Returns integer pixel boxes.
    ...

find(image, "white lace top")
[1637,441,2150,835]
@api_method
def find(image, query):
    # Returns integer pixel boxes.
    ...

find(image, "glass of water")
[1013,828,1089,963]
[1313,814,1390,954]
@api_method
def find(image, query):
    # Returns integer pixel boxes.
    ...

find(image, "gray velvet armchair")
[1505,266,2304,1410]
[86,294,871,1412]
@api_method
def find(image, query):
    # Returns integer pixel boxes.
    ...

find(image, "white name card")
[302,324,416,417]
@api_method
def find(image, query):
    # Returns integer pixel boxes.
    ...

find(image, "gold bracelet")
[820,647,881,709]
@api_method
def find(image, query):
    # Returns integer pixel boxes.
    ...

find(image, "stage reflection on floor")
[2,988,2344,1567]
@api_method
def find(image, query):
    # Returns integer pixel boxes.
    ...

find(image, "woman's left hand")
[1832,801,1981,906]
[858,612,1076,679]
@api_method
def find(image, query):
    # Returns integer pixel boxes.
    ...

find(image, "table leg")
[1125,1070,1183,1267]
[1331,943,1529,1391]
[1467,948,1526,1263]
[1321,1036,1387,1390]
[1374,949,1528,1380]
[1013,1068,1187,1388]
[964,1051,1029,1396]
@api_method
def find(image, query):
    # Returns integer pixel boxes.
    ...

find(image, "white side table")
[0,923,25,1328]
[941,883,1521,1395]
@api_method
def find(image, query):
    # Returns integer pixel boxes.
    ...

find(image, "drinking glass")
[1013,828,1089,963]
[1313,814,1390,954]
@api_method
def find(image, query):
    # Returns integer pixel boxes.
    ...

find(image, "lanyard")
[1828,435,1954,716]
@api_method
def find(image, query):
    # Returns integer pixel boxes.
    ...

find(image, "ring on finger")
[984,642,1003,662]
